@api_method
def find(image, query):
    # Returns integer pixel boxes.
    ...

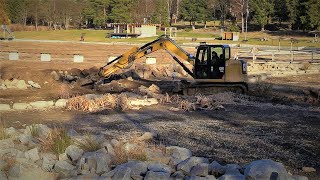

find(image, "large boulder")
[27,80,41,89]
[177,157,209,175]
[0,104,11,111]
[9,163,56,180]
[171,171,185,180]
[0,138,14,149]
[35,124,52,138]
[42,153,57,172]
[55,99,68,107]
[78,150,111,175]
[54,160,76,178]
[144,171,170,180]
[16,80,28,89]
[166,146,192,166]
[209,161,226,175]
[147,162,174,174]
[102,161,148,179]
[18,134,33,145]
[119,161,148,176]
[190,163,209,177]
[5,127,20,137]
[112,166,132,180]
[218,174,245,180]
[50,71,61,81]
[244,159,288,180]
[29,101,54,109]
[186,175,216,180]
[145,148,170,164]
[129,98,158,107]
[24,147,40,162]
[65,145,83,163]
[13,103,31,110]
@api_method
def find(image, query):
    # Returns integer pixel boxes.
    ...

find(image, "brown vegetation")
[66,93,131,112]
[38,127,71,155]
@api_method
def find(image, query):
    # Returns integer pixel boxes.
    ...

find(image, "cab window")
[224,47,230,60]
[197,48,208,65]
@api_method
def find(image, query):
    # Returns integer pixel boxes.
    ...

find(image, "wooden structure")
[107,23,160,38]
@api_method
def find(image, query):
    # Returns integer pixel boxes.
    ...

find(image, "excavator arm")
[99,35,195,79]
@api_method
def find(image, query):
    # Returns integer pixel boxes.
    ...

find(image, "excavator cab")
[194,44,230,79]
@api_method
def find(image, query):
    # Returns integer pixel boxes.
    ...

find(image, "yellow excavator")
[97,35,248,94]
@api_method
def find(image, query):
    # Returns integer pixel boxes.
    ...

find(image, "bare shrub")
[66,96,98,111]
[179,100,196,111]
[159,93,172,104]
[196,95,212,108]
[66,93,131,112]
[116,94,130,111]
[170,94,182,104]
[113,141,128,165]
[95,94,117,109]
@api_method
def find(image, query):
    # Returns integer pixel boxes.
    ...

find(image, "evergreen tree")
[180,0,207,30]
[109,0,133,23]
[285,0,299,29]
[249,0,274,31]
[151,0,168,25]
[308,0,320,30]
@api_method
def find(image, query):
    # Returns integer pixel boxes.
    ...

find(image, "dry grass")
[28,125,40,138]
[95,94,117,109]
[66,93,131,112]
[113,135,149,165]
[159,93,172,104]
[0,122,10,140]
[179,100,197,111]
[75,134,101,152]
[38,128,71,155]
[66,96,98,111]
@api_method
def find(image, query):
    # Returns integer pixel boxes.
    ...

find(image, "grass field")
[11,29,320,48]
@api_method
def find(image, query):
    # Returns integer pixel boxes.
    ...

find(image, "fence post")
[272,52,274,61]
[312,50,314,62]
[291,51,294,62]
[252,52,256,64]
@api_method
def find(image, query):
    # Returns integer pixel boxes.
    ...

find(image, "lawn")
[12,29,320,48]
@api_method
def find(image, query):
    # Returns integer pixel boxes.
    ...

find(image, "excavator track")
[182,82,248,95]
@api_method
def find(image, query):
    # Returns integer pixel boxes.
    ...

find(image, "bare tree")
[230,0,247,33]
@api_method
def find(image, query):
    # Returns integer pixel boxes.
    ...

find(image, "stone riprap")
[0,124,312,180]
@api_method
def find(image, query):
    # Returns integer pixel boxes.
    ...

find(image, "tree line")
[0,0,319,32]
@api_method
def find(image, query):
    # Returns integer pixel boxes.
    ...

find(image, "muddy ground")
[1,43,320,178]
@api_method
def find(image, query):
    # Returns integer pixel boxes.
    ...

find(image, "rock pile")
[0,124,311,180]
[0,79,41,90]
[133,64,190,80]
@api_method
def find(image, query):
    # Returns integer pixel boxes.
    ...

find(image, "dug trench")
[0,61,320,178]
